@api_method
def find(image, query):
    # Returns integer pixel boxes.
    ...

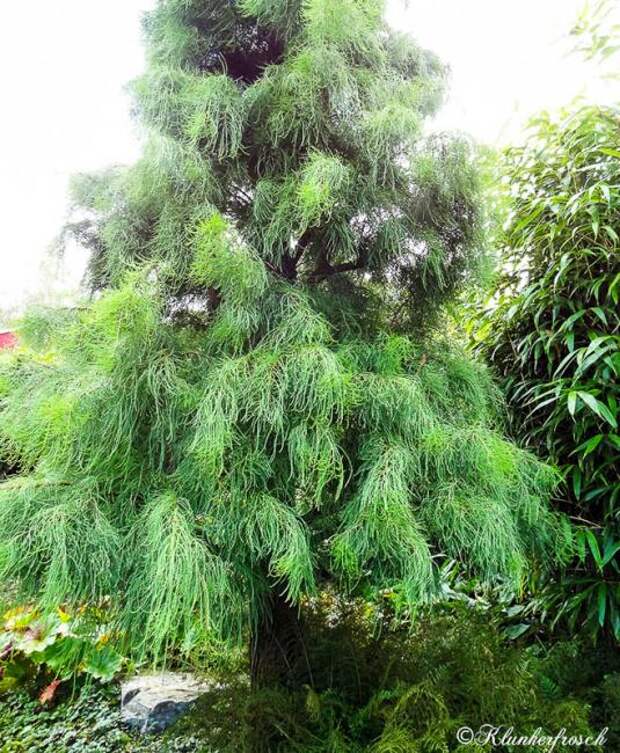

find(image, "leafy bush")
[470,105,620,641]
[0,605,124,696]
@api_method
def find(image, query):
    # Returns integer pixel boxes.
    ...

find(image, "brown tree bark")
[250,589,310,690]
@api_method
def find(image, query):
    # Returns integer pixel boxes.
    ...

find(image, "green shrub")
[470,105,620,641]
[531,640,620,752]
[0,604,124,696]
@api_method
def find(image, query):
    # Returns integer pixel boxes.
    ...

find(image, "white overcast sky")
[0,0,616,316]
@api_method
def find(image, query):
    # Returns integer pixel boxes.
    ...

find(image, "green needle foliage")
[0,0,571,668]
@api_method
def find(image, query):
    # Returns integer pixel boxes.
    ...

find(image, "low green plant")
[0,604,124,696]
[0,683,207,753]
[530,639,620,752]
[173,598,595,753]
[1,598,613,753]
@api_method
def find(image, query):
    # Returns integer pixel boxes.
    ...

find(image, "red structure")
[0,331,17,350]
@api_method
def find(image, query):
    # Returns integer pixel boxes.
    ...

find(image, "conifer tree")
[0,0,571,685]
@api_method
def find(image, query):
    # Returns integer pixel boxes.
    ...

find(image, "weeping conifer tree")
[0,0,572,687]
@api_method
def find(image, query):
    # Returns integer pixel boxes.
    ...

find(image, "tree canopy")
[66,0,482,328]
[0,0,571,662]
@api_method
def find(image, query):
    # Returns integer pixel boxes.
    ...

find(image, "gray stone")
[121,673,210,734]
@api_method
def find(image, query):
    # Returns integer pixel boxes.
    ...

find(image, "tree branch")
[278,233,313,280]
[307,249,368,283]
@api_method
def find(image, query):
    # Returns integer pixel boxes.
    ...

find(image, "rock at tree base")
[121,673,210,734]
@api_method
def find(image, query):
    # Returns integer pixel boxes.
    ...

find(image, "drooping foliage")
[471,105,620,641]
[0,0,571,662]
[0,276,570,660]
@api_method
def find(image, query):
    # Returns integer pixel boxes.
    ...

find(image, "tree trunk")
[250,589,309,690]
